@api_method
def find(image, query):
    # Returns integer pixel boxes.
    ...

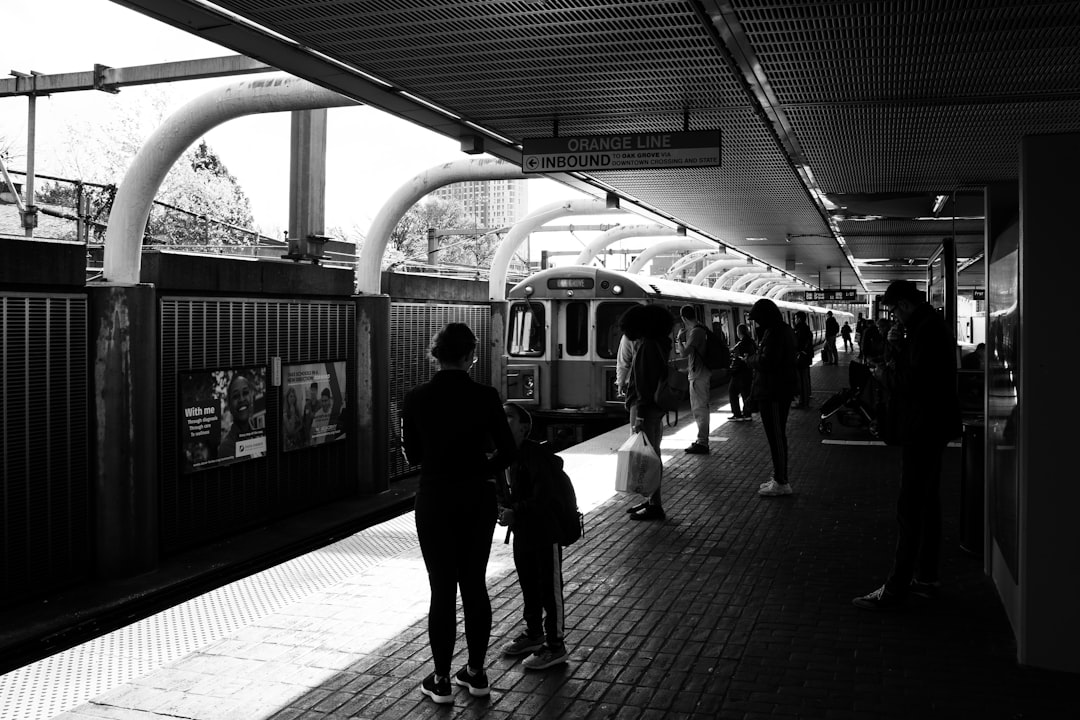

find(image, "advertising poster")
[282,361,347,451]
[180,366,268,473]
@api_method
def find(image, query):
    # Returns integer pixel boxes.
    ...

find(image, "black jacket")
[497,439,564,547]
[825,315,840,338]
[749,322,797,401]
[881,303,961,445]
[625,336,672,416]
[401,369,516,489]
[794,320,813,367]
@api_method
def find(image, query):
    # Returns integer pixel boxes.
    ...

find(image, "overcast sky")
[1,0,596,242]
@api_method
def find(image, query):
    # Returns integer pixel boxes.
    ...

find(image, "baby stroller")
[818,360,881,438]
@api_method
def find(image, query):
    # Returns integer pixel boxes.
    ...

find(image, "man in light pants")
[677,305,710,454]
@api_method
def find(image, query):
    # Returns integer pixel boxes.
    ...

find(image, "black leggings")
[759,398,791,484]
[415,483,497,676]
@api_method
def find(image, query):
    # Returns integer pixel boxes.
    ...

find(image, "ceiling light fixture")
[932,194,949,215]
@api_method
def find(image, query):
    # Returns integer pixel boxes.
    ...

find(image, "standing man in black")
[853,280,961,610]
[792,311,814,408]
[824,311,840,365]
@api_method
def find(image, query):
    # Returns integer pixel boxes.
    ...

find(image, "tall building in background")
[429,179,528,230]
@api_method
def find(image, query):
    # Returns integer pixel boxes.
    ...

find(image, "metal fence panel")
[0,293,90,607]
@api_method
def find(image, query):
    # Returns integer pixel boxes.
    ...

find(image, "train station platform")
[5,348,1076,719]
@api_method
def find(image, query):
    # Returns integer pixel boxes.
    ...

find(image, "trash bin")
[960,419,985,556]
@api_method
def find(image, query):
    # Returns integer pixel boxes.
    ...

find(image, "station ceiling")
[113,0,1080,296]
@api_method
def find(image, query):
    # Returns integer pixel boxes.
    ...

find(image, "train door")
[596,301,638,406]
[554,298,592,407]
[709,306,732,346]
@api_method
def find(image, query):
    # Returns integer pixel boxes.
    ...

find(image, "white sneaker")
[758,479,792,496]
[759,475,775,489]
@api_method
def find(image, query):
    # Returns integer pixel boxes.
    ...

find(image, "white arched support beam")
[692,258,752,286]
[767,284,806,300]
[744,275,789,295]
[573,224,674,266]
[358,157,526,294]
[104,74,358,284]
[624,236,712,274]
[712,264,768,290]
[489,198,622,301]
[663,250,725,279]
[730,268,779,292]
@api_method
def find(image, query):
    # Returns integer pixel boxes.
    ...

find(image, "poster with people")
[180,366,268,473]
[282,360,347,451]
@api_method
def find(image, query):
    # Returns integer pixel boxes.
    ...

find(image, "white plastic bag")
[615,431,662,497]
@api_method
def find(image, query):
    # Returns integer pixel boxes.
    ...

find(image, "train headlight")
[524,285,534,296]
[612,284,623,295]
[507,366,537,401]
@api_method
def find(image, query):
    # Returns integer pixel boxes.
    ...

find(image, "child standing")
[497,402,571,670]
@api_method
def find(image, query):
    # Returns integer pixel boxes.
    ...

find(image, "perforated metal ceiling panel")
[114,0,1080,292]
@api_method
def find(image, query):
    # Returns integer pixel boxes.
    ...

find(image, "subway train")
[502,265,852,445]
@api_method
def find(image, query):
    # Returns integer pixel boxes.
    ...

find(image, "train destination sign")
[804,289,858,301]
[521,130,721,173]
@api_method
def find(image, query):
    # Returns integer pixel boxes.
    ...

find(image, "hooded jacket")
[747,300,797,401]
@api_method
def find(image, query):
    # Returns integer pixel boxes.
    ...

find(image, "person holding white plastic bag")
[621,303,675,521]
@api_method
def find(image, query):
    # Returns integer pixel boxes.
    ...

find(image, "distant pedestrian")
[823,311,840,364]
[855,313,868,360]
[401,322,518,703]
[841,321,853,352]
[748,299,798,497]
[792,311,813,409]
[853,280,961,610]
[622,304,675,521]
[677,304,710,454]
[498,402,571,671]
[727,323,756,421]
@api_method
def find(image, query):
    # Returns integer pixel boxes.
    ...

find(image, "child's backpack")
[703,327,730,370]
[549,464,584,546]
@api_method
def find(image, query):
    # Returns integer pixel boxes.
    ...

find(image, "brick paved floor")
[53,354,1076,719]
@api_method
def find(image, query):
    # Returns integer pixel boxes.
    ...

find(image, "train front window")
[565,301,589,356]
[508,302,545,356]
[596,302,638,359]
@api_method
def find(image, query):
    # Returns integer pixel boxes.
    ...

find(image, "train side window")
[596,301,638,359]
[565,301,589,356]
[508,302,545,356]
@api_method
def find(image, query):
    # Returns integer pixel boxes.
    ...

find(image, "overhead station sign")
[521,130,721,173]
[805,289,859,302]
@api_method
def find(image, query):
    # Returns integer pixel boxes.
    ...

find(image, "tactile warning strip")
[0,513,418,720]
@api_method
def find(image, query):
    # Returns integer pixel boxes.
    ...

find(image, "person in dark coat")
[792,311,814,409]
[497,402,571,671]
[622,303,675,521]
[748,299,798,497]
[728,323,756,421]
[853,280,962,610]
[401,322,518,702]
[823,311,840,364]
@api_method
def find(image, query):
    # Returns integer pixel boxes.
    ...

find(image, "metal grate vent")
[387,302,491,480]
[0,293,90,608]
[159,297,355,554]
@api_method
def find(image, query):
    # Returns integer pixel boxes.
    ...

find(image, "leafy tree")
[386,196,475,268]
[50,87,255,247]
